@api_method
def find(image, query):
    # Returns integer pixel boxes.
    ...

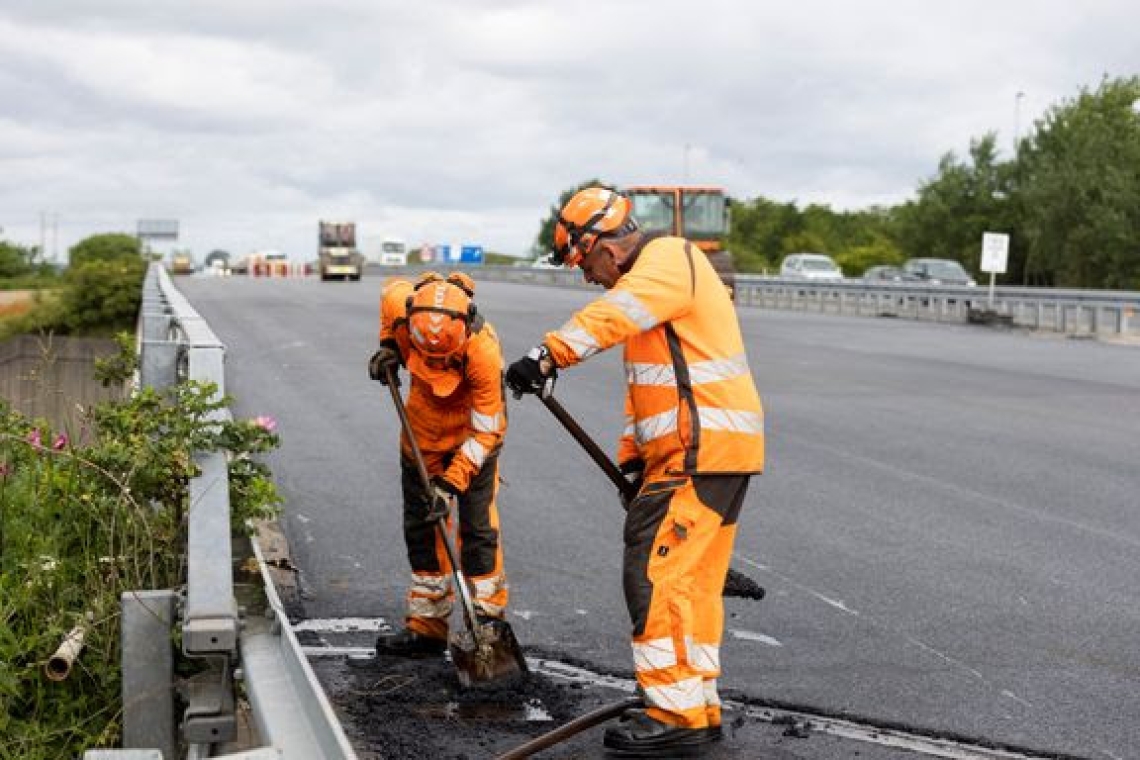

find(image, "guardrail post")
[122,590,177,759]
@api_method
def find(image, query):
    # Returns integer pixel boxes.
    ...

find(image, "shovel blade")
[449,619,528,688]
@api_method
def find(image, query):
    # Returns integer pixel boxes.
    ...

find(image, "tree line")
[536,75,1140,290]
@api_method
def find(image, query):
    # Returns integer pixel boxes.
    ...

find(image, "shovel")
[384,365,528,687]
[533,389,766,601]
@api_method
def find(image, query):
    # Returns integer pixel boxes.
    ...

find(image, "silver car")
[901,258,976,287]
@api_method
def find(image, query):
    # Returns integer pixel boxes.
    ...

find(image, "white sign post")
[980,232,1010,309]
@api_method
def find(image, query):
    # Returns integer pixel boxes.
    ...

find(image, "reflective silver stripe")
[553,322,601,360]
[686,638,720,672]
[408,573,452,618]
[408,595,452,618]
[622,421,636,439]
[632,638,678,672]
[626,353,750,387]
[605,289,658,331]
[698,408,765,435]
[410,572,450,594]
[689,353,750,385]
[472,575,507,617]
[471,409,501,433]
[461,437,487,468]
[626,361,676,387]
[703,679,721,707]
[635,407,678,445]
[643,676,705,713]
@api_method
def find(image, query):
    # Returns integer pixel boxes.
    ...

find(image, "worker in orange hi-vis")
[506,187,764,757]
[368,271,510,656]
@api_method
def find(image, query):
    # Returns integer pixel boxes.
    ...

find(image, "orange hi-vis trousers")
[400,449,507,641]
[623,474,750,729]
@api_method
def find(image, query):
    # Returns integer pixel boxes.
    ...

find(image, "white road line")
[730,629,783,647]
[293,617,391,633]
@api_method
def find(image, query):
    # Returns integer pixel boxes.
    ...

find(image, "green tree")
[532,178,611,259]
[58,258,147,334]
[0,239,38,279]
[893,133,1015,278]
[725,197,804,272]
[68,233,142,267]
[1017,75,1140,288]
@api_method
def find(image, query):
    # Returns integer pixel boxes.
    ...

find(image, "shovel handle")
[383,365,482,630]
[384,365,432,491]
[538,394,637,504]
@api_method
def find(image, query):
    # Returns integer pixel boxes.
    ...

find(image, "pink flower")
[0,462,9,477]
[52,433,69,451]
[27,429,42,448]
[253,416,277,433]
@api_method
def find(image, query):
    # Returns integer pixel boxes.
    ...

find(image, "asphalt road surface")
[177,274,1140,760]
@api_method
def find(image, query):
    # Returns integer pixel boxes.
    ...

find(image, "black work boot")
[374,628,447,657]
[603,709,717,757]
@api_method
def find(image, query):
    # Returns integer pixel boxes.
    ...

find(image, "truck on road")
[318,221,364,281]
[377,238,408,266]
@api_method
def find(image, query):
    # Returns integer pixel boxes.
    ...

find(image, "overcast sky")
[1,1,1137,262]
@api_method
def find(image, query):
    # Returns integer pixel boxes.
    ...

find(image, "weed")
[0,339,281,757]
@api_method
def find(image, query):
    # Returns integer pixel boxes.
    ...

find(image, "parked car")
[862,265,905,283]
[779,253,844,281]
[901,258,977,287]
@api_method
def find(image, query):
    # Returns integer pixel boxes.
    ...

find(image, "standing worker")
[369,271,511,656]
[506,187,764,756]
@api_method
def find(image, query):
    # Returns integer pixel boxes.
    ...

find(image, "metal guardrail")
[367,263,1140,337]
[91,264,357,760]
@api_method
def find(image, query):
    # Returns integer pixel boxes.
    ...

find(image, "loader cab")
[626,186,729,244]
[625,185,736,299]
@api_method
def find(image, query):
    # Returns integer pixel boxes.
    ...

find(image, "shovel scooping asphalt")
[384,365,528,687]
[532,388,766,601]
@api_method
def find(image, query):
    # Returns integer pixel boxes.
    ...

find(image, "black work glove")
[618,459,645,510]
[368,343,402,385]
[506,345,557,398]
[424,476,459,522]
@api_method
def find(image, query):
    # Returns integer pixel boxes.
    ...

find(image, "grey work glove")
[424,476,459,522]
[368,343,402,385]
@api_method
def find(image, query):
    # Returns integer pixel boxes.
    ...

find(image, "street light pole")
[1013,91,1025,154]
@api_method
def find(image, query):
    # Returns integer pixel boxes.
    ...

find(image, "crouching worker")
[368,271,510,656]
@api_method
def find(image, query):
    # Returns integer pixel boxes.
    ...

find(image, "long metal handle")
[539,394,636,503]
[495,696,642,759]
[384,365,482,630]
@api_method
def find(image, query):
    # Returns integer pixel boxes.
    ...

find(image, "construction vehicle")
[169,251,194,275]
[624,185,736,297]
[318,220,364,281]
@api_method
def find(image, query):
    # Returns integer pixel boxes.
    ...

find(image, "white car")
[779,253,844,281]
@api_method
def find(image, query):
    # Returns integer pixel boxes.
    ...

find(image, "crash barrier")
[88,264,357,759]
[368,264,1140,338]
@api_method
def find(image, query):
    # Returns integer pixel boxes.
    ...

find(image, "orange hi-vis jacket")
[543,236,764,480]
[379,278,507,493]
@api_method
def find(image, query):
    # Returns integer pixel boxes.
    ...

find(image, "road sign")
[980,232,1010,309]
[459,245,484,265]
[981,232,1009,274]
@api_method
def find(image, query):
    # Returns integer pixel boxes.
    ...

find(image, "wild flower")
[53,433,69,450]
[27,428,42,447]
[253,415,277,433]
